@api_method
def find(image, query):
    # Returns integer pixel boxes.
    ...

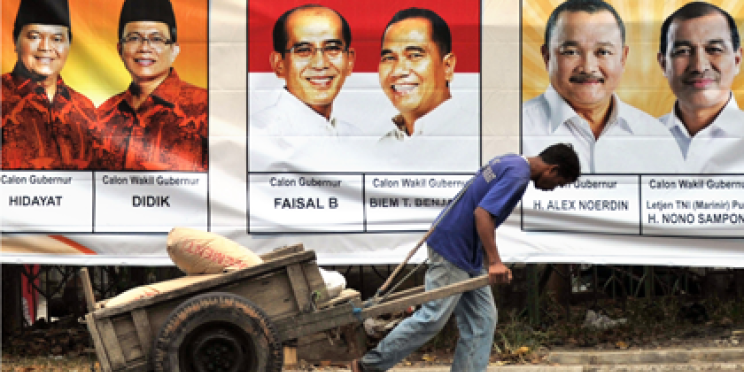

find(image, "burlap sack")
[167,227,263,275]
[104,286,159,308]
[149,274,222,292]
[103,274,221,308]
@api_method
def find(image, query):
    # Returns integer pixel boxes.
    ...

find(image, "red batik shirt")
[1,63,97,170]
[95,69,208,171]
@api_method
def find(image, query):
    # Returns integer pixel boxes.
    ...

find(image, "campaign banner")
[1,0,209,230]
[365,174,472,231]
[3,0,744,268]
[1,171,93,233]
[642,175,744,237]
[249,173,364,233]
[521,0,744,245]
[247,0,481,233]
[94,172,208,233]
[522,175,640,235]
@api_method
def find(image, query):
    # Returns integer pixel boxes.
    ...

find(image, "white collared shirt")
[659,96,744,173]
[376,97,480,171]
[379,98,478,141]
[249,89,365,172]
[522,86,682,173]
[251,89,361,137]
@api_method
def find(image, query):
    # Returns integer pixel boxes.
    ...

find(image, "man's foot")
[349,359,365,372]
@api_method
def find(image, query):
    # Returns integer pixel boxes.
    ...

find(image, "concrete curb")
[286,348,744,371]
[583,363,744,371]
[548,348,744,365]
[286,365,584,371]
[384,363,744,371]
[288,363,743,371]
[386,367,582,372]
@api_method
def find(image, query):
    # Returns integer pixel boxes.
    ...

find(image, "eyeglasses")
[121,33,174,49]
[285,43,346,59]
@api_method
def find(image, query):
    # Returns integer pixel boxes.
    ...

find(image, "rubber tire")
[152,292,283,372]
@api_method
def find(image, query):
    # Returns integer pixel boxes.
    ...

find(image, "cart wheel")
[152,292,283,372]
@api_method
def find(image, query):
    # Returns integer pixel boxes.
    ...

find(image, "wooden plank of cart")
[81,243,490,372]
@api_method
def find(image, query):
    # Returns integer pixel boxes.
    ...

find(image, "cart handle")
[79,268,97,313]
[361,275,489,320]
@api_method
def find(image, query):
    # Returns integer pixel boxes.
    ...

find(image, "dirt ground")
[3,330,743,372]
[3,296,744,371]
[1,325,742,371]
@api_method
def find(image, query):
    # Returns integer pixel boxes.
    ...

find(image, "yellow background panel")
[522,0,744,117]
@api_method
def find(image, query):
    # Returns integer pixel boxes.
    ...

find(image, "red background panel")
[249,0,480,73]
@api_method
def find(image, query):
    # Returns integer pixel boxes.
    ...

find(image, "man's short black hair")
[382,8,452,57]
[539,143,581,182]
[544,0,625,48]
[272,4,351,55]
[659,2,739,55]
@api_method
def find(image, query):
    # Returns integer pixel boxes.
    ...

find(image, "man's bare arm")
[474,206,512,284]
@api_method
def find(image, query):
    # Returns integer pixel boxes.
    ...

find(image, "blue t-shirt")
[426,154,530,275]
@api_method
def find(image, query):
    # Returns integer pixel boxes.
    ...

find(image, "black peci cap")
[13,0,72,42]
[118,0,177,42]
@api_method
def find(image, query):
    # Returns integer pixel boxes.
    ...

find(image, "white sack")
[319,268,346,299]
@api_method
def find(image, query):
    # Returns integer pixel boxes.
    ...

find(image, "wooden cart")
[82,243,490,372]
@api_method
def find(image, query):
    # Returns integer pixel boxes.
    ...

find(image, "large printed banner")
[248,0,481,233]
[1,0,209,236]
[3,0,744,267]
[521,0,744,241]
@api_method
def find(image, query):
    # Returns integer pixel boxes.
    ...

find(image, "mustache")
[569,73,605,83]
[682,72,719,84]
